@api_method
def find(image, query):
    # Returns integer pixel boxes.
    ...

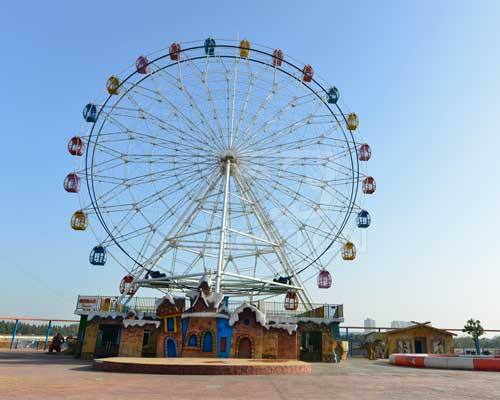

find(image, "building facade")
[377,322,455,357]
[76,278,345,362]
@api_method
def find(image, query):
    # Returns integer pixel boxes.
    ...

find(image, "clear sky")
[1,0,499,330]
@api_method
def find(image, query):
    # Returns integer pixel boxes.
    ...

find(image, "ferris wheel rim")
[81,42,362,289]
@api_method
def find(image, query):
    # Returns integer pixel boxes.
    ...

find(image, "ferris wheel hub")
[219,149,239,163]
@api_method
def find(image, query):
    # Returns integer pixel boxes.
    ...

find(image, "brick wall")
[119,326,144,357]
[275,328,297,359]
[230,308,264,358]
[181,316,218,358]
[156,316,183,357]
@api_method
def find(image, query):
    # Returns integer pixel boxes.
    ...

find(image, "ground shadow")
[0,351,91,366]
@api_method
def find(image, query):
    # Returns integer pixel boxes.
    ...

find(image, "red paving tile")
[1,351,500,399]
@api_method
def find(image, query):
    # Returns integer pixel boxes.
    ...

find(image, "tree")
[463,318,484,355]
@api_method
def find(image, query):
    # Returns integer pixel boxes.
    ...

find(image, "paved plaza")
[1,351,500,399]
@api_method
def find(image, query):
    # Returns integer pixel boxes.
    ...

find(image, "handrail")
[0,317,78,323]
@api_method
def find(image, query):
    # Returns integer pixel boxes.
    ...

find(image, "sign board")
[77,296,99,312]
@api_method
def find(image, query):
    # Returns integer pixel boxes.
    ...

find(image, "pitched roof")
[384,321,457,336]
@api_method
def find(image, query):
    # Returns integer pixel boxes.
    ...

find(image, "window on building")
[142,330,151,347]
[187,334,198,347]
[220,337,227,353]
[166,317,176,333]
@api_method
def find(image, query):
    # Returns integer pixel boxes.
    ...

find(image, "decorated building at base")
[76,278,345,362]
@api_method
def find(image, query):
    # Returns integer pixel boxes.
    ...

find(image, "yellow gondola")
[346,113,359,131]
[342,242,356,260]
[71,210,88,231]
[239,39,251,58]
[106,76,120,95]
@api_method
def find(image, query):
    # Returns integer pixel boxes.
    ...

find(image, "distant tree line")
[0,321,78,337]
[454,335,500,349]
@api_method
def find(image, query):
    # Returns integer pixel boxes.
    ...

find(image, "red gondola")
[169,43,181,61]
[119,274,138,295]
[362,176,376,194]
[358,143,372,161]
[67,136,84,156]
[302,65,314,82]
[272,49,284,67]
[136,55,149,74]
[284,291,299,310]
[64,173,80,193]
[317,269,332,289]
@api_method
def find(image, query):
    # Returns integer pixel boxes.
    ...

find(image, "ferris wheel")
[64,38,375,310]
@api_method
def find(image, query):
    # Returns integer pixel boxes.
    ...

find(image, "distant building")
[391,321,412,329]
[364,318,376,333]
[380,321,455,356]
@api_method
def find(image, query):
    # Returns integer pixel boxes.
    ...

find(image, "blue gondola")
[327,86,339,104]
[204,37,216,56]
[356,210,371,228]
[89,246,106,266]
[83,103,98,122]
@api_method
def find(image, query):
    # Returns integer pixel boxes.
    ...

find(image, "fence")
[75,295,344,320]
[338,326,500,357]
[0,317,79,351]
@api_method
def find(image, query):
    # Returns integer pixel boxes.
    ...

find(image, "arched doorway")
[238,337,252,358]
[164,337,177,357]
[202,331,213,352]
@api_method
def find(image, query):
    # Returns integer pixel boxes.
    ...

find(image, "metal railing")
[74,295,343,320]
[0,317,79,351]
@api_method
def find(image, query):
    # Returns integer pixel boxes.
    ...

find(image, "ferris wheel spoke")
[190,57,229,150]
[147,68,225,150]
[235,77,314,150]
[184,57,228,148]
[249,168,352,215]
[131,79,221,151]
[228,55,241,146]
[230,61,265,148]
[176,60,228,149]
[247,174,343,240]
[232,68,300,149]
[239,100,329,154]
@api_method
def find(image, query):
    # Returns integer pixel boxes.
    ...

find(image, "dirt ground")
[1,351,500,400]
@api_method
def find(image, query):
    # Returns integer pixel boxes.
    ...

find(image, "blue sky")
[0,1,499,330]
